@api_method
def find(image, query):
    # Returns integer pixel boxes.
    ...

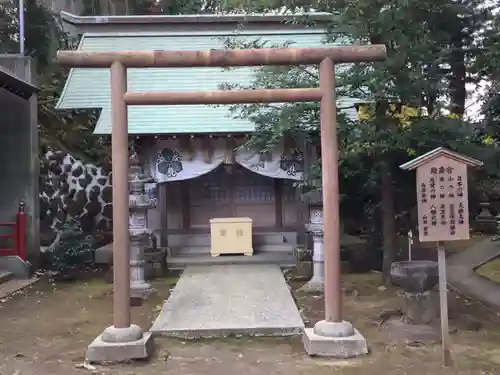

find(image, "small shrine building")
[57,11,360,265]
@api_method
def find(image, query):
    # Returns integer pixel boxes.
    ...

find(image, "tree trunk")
[449,36,466,117]
[373,99,397,284]
[381,157,397,285]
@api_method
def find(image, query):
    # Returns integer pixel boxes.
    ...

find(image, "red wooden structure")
[0,202,27,261]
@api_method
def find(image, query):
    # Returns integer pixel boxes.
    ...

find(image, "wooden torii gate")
[57,44,386,361]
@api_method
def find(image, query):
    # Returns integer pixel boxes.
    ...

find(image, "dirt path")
[0,272,499,375]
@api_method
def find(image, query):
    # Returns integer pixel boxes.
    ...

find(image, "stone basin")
[390,261,438,293]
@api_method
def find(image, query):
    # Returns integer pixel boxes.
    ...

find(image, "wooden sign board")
[416,156,470,242]
[400,147,483,243]
[400,147,483,367]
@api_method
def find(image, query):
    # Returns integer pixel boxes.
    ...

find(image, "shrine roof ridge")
[60,11,334,27]
[399,147,483,171]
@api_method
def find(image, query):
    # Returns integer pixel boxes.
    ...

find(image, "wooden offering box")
[209,217,253,257]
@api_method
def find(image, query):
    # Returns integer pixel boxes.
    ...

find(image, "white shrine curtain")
[146,138,226,183]
[235,144,304,181]
[146,138,304,183]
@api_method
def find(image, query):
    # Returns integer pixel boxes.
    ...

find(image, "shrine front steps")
[167,232,297,270]
[93,231,298,265]
[167,251,296,271]
[167,232,297,247]
[168,243,293,256]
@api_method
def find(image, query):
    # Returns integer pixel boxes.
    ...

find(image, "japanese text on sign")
[416,156,470,242]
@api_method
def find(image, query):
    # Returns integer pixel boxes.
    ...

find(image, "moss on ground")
[476,257,500,283]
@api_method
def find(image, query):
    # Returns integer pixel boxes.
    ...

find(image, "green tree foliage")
[0,0,56,70]
[0,0,112,163]
[474,1,500,138]
[80,0,321,15]
[81,0,219,15]
[221,0,499,281]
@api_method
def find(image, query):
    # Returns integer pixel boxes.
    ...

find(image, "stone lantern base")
[130,232,155,301]
[298,222,324,293]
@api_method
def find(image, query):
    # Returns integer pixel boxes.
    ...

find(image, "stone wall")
[40,151,113,245]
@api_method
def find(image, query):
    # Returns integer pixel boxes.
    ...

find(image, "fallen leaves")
[75,362,98,373]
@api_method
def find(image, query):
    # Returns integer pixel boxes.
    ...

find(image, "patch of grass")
[476,256,500,283]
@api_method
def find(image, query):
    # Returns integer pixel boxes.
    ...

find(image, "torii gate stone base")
[57,44,386,362]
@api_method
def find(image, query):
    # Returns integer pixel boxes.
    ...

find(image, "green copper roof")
[56,30,353,135]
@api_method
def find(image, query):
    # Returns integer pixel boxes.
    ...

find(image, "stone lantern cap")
[129,152,155,184]
[301,189,323,206]
[129,152,155,209]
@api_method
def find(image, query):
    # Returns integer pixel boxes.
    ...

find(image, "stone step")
[169,244,294,256]
[168,234,210,247]
[0,269,13,284]
[255,233,297,245]
[258,244,296,252]
[169,246,209,256]
[167,252,296,270]
[168,232,297,247]
[0,277,38,299]
[94,233,298,264]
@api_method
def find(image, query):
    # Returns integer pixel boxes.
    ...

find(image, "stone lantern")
[128,153,156,301]
[299,189,325,293]
[475,199,497,234]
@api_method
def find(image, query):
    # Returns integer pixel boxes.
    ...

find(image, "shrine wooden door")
[189,165,276,229]
[232,165,275,227]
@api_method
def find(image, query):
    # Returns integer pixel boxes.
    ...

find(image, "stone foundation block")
[86,332,154,363]
[302,328,368,358]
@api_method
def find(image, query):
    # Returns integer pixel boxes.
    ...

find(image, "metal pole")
[408,230,413,261]
[110,61,131,329]
[437,241,452,366]
[19,0,24,55]
[319,57,342,322]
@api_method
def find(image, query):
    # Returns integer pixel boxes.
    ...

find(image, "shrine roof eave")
[126,132,251,138]
[399,147,483,171]
[0,66,38,99]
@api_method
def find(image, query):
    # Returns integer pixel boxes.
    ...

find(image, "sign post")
[436,240,450,365]
[400,147,483,367]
